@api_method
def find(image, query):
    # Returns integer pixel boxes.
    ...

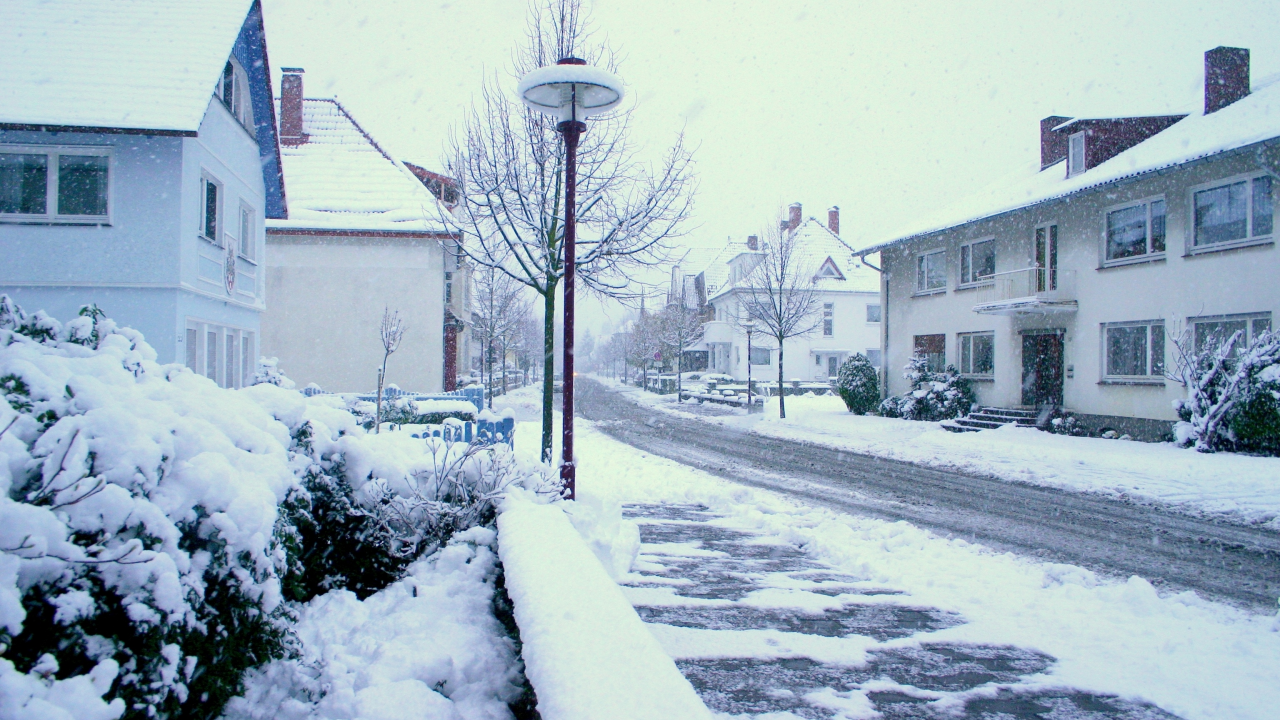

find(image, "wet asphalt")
[577,378,1280,610]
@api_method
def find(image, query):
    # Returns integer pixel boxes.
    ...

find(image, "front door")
[1021,332,1064,407]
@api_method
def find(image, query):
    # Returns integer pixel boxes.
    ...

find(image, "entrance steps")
[941,406,1042,433]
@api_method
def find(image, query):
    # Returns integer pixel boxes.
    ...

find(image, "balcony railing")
[973,267,1077,315]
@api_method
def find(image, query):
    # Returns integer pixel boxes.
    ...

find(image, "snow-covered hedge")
[1172,329,1280,455]
[0,298,551,720]
[835,353,879,415]
[879,355,976,421]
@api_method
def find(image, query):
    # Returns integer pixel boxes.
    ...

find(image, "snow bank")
[225,529,525,720]
[497,492,711,720]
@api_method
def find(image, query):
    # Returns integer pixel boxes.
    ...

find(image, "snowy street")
[576,379,1280,609]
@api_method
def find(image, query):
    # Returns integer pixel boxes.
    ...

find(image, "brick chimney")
[788,202,802,230]
[280,67,307,146]
[1205,47,1249,114]
[827,206,840,235]
[746,234,758,251]
[1040,116,1071,168]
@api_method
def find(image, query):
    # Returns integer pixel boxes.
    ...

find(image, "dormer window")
[815,257,845,280]
[1068,132,1086,176]
[216,59,255,132]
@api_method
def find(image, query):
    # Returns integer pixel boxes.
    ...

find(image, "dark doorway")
[1021,332,1064,407]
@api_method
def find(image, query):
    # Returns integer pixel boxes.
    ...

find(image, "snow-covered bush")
[0,299,297,719]
[879,355,976,421]
[252,356,295,389]
[1171,329,1280,454]
[835,354,879,415]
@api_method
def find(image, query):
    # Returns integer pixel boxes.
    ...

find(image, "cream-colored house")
[262,68,463,392]
[857,47,1278,440]
[691,204,882,383]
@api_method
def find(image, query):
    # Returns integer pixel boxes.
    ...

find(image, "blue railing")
[410,417,515,448]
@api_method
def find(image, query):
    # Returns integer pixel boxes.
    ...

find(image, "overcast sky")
[261,0,1280,334]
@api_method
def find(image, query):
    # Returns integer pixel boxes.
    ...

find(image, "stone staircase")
[941,406,1042,433]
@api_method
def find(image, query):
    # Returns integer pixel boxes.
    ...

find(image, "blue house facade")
[0,0,286,388]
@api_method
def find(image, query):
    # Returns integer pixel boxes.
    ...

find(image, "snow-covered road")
[575,379,1280,609]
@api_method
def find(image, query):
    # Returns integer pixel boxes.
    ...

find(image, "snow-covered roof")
[267,99,452,234]
[708,217,879,302]
[0,0,254,133]
[859,73,1280,255]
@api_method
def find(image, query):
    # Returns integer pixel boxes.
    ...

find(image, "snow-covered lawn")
[560,410,1280,720]
[610,380,1280,530]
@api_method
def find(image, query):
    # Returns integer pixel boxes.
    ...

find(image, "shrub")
[879,355,976,421]
[1171,329,1280,454]
[835,354,880,414]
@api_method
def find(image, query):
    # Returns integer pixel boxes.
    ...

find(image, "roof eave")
[0,122,197,137]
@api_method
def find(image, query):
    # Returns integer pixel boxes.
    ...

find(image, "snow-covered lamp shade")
[518,58,624,124]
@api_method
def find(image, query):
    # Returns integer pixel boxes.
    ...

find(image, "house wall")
[706,289,882,383]
[262,234,446,392]
[1,99,266,365]
[882,147,1279,435]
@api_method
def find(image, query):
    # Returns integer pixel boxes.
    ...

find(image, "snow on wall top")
[267,98,451,234]
[0,0,254,132]
[859,74,1280,255]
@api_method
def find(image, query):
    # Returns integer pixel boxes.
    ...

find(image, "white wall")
[262,233,446,392]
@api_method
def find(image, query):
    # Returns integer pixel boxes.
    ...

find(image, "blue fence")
[303,384,487,413]
[410,416,516,448]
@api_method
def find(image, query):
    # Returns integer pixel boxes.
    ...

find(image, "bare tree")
[472,264,529,408]
[657,295,705,403]
[1168,327,1280,452]
[739,218,823,419]
[376,308,407,433]
[444,0,696,461]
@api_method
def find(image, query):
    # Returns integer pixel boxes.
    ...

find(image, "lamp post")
[519,58,624,500]
[743,319,756,410]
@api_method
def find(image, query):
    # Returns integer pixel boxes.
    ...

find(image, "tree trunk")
[777,341,786,419]
[375,364,385,433]
[676,336,683,403]
[540,282,557,464]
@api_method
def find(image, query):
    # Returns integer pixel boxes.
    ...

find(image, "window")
[1105,197,1166,264]
[1068,132,1085,176]
[188,321,254,389]
[1191,313,1272,356]
[866,304,881,323]
[200,174,222,244]
[445,272,453,304]
[1,146,109,222]
[186,328,198,370]
[959,332,995,376]
[959,238,996,285]
[216,59,255,132]
[226,332,239,389]
[242,331,255,386]
[916,250,946,293]
[749,347,771,365]
[866,348,882,368]
[815,355,822,366]
[1034,224,1058,291]
[1103,321,1165,379]
[823,303,834,336]
[238,204,255,260]
[206,330,220,383]
[914,334,945,372]
[828,356,838,377]
[1193,175,1272,250]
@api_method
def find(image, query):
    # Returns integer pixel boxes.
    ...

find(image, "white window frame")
[186,318,256,389]
[0,144,112,224]
[958,237,996,287]
[199,172,223,246]
[237,202,256,261]
[1101,195,1167,268]
[915,248,946,295]
[1101,320,1166,383]
[822,303,834,337]
[1068,132,1086,176]
[866,303,881,323]
[958,331,995,378]
[1187,172,1274,255]
[1188,312,1272,356]
[216,57,256,133]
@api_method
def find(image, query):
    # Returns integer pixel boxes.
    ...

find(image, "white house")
[856,47,1278,440]
[693,204,882,383]
[261,68,462,393]
[0,0,286,388]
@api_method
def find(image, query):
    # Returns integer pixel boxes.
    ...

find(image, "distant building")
[857,47,1279,439]
[261,68,463,392]
[684,204,882,382]
[0,0,286,387]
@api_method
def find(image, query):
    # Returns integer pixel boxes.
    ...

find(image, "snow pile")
[224,528,526,720]
[563,494,641,580]
[497,492,711,720]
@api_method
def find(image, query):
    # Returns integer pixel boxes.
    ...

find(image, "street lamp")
[519,58,624,500]
[743,319,757,410]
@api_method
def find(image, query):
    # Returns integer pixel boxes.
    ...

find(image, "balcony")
[972,267,1077,316]
[701,320,735,344]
